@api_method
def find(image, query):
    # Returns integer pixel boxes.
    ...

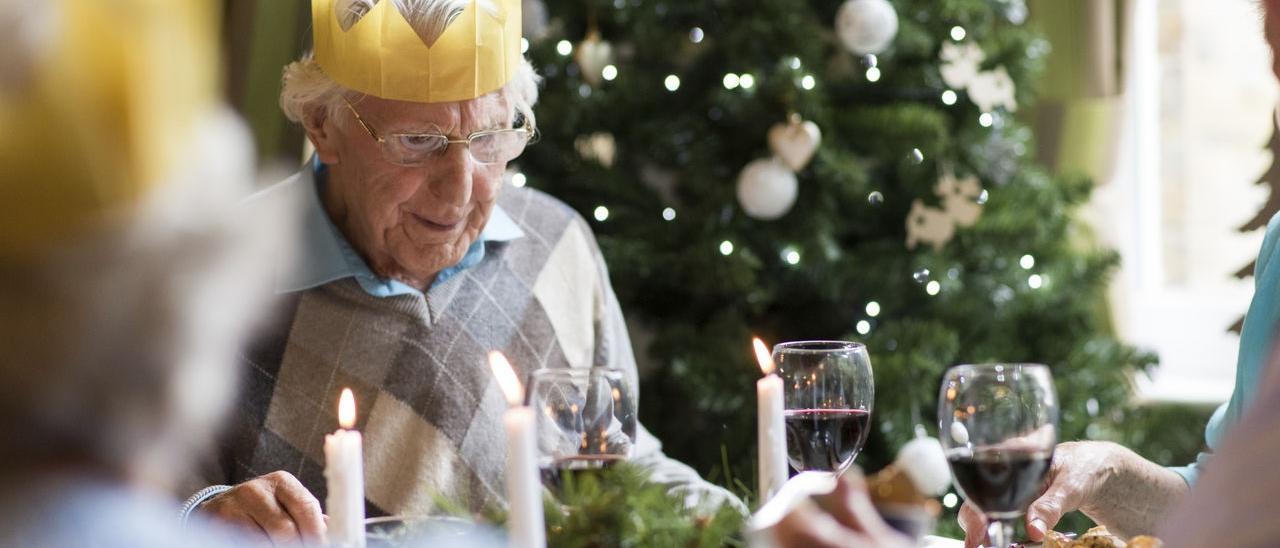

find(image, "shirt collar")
[273,158,524,297]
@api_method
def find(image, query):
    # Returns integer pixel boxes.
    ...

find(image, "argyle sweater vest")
[203,185,731,517]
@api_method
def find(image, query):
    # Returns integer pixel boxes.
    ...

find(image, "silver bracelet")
[179,484,232,525]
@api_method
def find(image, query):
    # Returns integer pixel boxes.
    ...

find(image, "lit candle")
[753,337,788,504]
[324,388,365,548]
[488,351,546,548]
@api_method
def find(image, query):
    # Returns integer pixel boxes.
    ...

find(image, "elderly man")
[184,0,737,543]
[0,0,281,545]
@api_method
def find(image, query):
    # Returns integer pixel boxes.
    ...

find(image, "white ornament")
[835,0,899,55]
[895,436,952,496]
[939,42,985,90]
[737,157,799,220]
[767,115,822,171]
[949,421,970,445]
[574,132,616,167]
[575,30,613,86]
[522,0,550,42]
[968,66,1018,112]
[905,199,955,251]
[937,173,984,227]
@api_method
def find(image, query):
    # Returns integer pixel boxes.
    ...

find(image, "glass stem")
[986,518,1013,548]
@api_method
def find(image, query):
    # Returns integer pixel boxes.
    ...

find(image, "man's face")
[320,92,513,287]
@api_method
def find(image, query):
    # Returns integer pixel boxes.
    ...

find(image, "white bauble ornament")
[939,42,986,90]
[767,115,822,171]
[968,66,1018,113]
[737,157,799,220]
[575,30,613,86]
[835,0,899,55]
[905,199,955,250]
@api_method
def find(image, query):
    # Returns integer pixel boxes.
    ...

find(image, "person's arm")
[958,441,1188,547]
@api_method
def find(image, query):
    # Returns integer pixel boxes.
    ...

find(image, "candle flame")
[338,388,356,429]
[752,337,776,376]
[488,351,524,406]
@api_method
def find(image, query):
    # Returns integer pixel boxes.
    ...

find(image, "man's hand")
[201,471,327,547]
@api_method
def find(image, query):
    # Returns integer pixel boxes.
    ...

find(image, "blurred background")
[216,0,1273,535]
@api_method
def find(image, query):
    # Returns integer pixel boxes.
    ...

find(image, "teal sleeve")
[1168,212,1280,486]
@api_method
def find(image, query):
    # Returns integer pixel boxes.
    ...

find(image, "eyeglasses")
[342,97,533,166]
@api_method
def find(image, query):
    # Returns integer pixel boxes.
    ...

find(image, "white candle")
[324,388,365,548]
[488,352,546,548]
[753,337,788,505]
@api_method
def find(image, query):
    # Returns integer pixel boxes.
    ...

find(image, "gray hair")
[281,0,540,130]
[0,111,290,489]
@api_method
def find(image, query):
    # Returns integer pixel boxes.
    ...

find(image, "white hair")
[0,110,292,490]
[281,0,540,130]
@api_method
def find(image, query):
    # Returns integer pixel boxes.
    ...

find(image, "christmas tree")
[513,0,1159,535]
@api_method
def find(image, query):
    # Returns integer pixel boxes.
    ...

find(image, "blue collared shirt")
[272,159,523,297]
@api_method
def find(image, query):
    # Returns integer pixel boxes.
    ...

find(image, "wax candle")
[488,351,546,548]
[753,337,788,504]
[324,388,365,548]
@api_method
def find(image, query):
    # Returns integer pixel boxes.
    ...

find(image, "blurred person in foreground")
[0,0,285,545]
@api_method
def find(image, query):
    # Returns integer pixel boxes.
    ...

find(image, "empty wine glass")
[938,364,1058,548]
[772,340,874,477]
[527,367,636,490]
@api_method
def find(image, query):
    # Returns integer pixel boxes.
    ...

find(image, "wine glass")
[938,364,1058,548]
[772,340,874,476]
[527,367,636,490]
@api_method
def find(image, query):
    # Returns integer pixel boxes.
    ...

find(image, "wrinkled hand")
[772,472,914,548]
[959,441,1119,548]
[201,471,327,547]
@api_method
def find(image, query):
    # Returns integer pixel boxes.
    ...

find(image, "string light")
[662,207,677,221]
[664,74,681,91]
[510,172,527,188]
[556,40,572,56]
[520,38,530,54]
[602,65,618,81]
[1028,274,1044,289]
[950,26,967,41]
[788,56,802,70]
[941,90,958,105]
[978,112,994,127]
[926,280,941,295]
[723,73,740,89]
[689,27,705,43]
[719,240,735,256]
[865,301,881,317]
[866,67,881,82]
[943,493,959,508]
[782,247,800,265]
[1020,254,1035,269]
[856,320,871,335]
[739,73,755,89]
[911,148,924,163]
[800,75,816,90]
[593,206,610,222]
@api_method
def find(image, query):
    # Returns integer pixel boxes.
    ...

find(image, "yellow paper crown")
[0,0,218,256]
[313,0,522,103]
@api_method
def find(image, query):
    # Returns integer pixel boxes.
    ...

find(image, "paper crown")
[0,0,218,256]
[313,0,522,103]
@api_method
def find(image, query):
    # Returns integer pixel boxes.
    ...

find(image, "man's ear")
[302,103,341,165]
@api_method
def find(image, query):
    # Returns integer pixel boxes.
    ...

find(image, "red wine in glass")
[783,408,870,473]
[947,449,1053,517]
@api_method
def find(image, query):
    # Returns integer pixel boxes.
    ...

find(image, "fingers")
[825,472,896,539]
[957,501,987,548]
[267,471,327,545]
[202,471,323,547]
[1025,487,1071,541]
